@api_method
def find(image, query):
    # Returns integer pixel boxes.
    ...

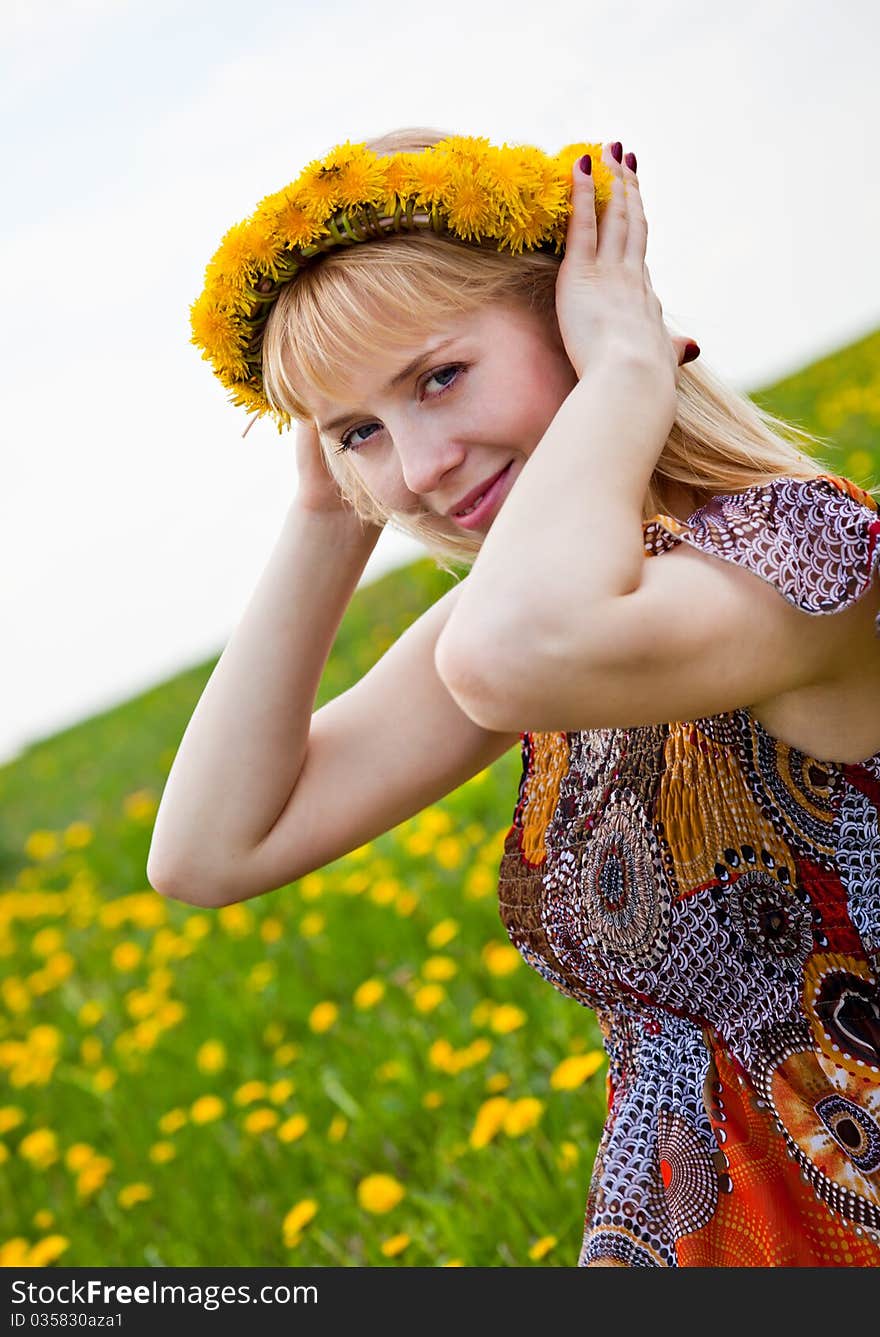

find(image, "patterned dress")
[497,473,880,1266]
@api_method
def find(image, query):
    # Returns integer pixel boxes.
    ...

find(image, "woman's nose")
[396,429,467,501]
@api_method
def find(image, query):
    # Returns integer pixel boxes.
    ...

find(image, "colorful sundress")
[497,473,880,1266]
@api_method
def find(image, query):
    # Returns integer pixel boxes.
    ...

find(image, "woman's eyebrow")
[317,338,458,435]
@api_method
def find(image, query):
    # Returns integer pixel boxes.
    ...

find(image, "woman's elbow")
[434,627,520,732]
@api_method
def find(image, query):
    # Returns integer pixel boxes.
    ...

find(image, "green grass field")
[1,330,878,1267]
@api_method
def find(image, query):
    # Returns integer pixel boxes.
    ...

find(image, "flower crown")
[190,135,613,433]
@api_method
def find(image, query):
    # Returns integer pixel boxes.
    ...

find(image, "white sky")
[3,0,878,766]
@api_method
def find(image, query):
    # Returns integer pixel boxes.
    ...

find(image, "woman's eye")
[336,363,466,453]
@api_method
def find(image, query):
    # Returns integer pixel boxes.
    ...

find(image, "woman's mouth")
[449,461,515,530]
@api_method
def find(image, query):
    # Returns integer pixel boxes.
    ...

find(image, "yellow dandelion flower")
[64,1143,96,1172]
[190,1095,225,1125]
[380,152,422,214]
[422,1091,443,1110]
[458,1038,492,1069]
[465,865,494,898]
[369,879,398,906]
[274,1042,299,1066]
[442,1258,464,1267]
[422,955,457,982]
[427,919,459,949]
[469,1097,510,1149]
[395,890,418,916]
[529,1234,557,1261]
[327,1115,348,1143]
[80,1036,102,1066]
[503,1097,544,1137]
[75,1156,112,1198]
[404,831,432,856]
[63,820,93,849]
[78,1000,103,1028]
[263,1021,285,1047]
[196,1040,227,1074]
[2,978,30,1015]
[158,1108,187,1135]
[376,1059,404,1082]
[118,1183,152,1210]
[19,1128,58,1168]
[44,951,74,983]
[0,1106,25,1134]
[294,158,344,221]
[481,941,521,977]
[277,1113,308,1143]
[485,1072,510,1094]
[233,1080,267,1107]
[411,151,455,208]
[413,983,445,1014]
[557,1141,579,1172]
[25,830,59,861]
[325,143,388,211]
[247,961,275,992]
[299,912,325,938]
[490,1004,527,1034]
[442,165,501,242]
[260,916,284,943]
[93,1066,117,1093]
[550,1051,605,1091]
[31,928,64,958]
[268,1078,294,1104]
[357,1173,405,1214]
[32,1210,54,1231]
[283,1199,318,1240]
[342,869,369,894]
[434,837,463,869]
[243,1107,279,1135]
[299,872,324,899]
[354,978,385,1009]
[181,915,210,942]
[27,1234,70,1266]
[0,1239,31,1267]
[149,1141,176,1164]
[428,1038,455,1073]
[112,941,142,972]
[269,189,319,250]
[217,903,253,938]
[308,1001,338,1034]
[380,1233,411,1258]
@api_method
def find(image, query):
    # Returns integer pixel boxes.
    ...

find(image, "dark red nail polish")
[624,151,637,173]
[578,154,592,176]
[682,343,701,364]
[611,142,623,163]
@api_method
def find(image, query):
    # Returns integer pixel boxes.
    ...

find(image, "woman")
[150,128,880,1266]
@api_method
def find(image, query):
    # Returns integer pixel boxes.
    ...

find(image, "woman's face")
[305,300,579,541]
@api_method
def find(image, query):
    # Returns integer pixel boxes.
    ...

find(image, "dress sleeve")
[642,474,880,637]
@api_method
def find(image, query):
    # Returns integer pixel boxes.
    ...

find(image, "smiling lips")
[448,463,511,517]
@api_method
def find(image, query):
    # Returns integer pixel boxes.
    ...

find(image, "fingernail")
[611,142,623,163]
[624,151,637,172]
[682,343,701,364]
[578,154,592,176]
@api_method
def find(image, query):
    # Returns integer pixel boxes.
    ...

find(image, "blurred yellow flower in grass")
[503,1098,544,1137]
[18,1128,59,1168]
[404,832,432,857]
[196,1040,227,1074]
[357,1174,405,1214]
[269,1079,295,1103]
[80,1036,102,1066]
[217,903,254,938]
[327,1115,347,1143]
[466,866,495,898]
[112,941,142,972]
[44,952,75,984]
[118,1183,152,1210]
[149,1141,177,1164]
[125,989,159,1021]
[0,1145,8,1165]
[0,1106,25,1134]
[395,890,418,916]
[376,1059,404,1082]
[413,984,445,1014]
[428,1037,491,1074]
[2,978,30,1015]
[78,1001,103,1028]
[442,1258,464,1266]
[31,927,64,957]
[0,1239,31,1267]
[369,879,399,907]
[122,789,157,820]
[25,831,59,862]
[419,809,452,835]
[65,1143,96,1172]
[26,1235,70,1266]
[481,941,521,977]
[845,449,874,480]
[243,1108,279,1135]
[277,1114,309,1143]
[469,1097,510,1149]
[274,1043,299,1066]
[93,1067,117,1093]
[64,820,93,849]
[427,919,459,949]
[550,1051,605,1090]
[261,916,284,943]
[529,1235,557,1261]
[485,1073,510,1093]
[247,962,275,992]
[299,912,325,938]
[298,872,324,900]
[308,1001,338,1033]
[158,1108,187,1135]
[32,1210,54,1230]
[422,955,457,981]
[263,1021,285,1047]
[557,1141,579,1171]
[182,915,211,941]
[381,1233,411,1258]
[434,837,463,870]
[76,1156,113,1199]
[283,1199,318,1248]
[354,978,385,1009]
[190,1095,225,1124]
[490,1004,527,1034]
[342,871,369,895]
[422,1091,443,1110]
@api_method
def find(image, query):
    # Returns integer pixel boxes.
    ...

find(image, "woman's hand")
[294,418,384,532]
[555,141,699,398]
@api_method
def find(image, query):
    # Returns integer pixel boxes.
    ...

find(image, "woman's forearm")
[147,503,382,892]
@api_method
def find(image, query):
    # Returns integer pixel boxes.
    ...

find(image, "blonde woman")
[149,129,880,1266]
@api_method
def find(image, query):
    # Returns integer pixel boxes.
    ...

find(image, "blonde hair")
[263,127,869,575]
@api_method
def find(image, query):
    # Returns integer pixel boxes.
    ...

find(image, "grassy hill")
[0,334,878,1268]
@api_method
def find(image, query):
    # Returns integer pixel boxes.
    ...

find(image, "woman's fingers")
[595,141,628,265]
[622,153,648,273]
